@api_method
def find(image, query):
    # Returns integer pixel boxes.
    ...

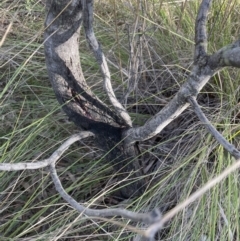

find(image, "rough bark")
[44,1,144,198]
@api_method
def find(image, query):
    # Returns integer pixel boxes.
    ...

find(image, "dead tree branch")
[0,132,94,171]
[44,0,145,198]
[0,132,161,231]
[188,96,240,159]
[123,0,239,145]
[1,132,240,241]
[3,0,240,240]
[81,0,132,127]
[50,162,161,224]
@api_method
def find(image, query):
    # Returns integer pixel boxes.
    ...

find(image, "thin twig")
[0,132,95,171]
[82,0,132,127]
[0,22,13,48]
[123,7,143,106]
[188,96,240,159]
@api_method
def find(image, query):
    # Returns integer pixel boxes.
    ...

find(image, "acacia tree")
[1,0,240,240]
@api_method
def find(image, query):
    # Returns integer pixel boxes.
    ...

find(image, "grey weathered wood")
[44,0,240,205]
[188,96,240,159]
[44,0,144,198]
[123,0,240,146]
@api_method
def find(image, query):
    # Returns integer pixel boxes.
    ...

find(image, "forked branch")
[0,132,162,230]
[123,0,240,145]
[1,132,240,241]
[3,0,240,240]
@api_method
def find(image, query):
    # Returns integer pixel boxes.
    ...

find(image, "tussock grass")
[1,0,240,240]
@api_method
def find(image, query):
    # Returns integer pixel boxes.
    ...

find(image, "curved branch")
[188,96,240,159]
[44,0,126,130]
[82,0,132,127]
[123,0,240,145]
[123,66,214,144]
[0,132,95,171]
[44,0,145,198]
[49,162,161,224]
[194,0,212,61]
[0,131,161,234]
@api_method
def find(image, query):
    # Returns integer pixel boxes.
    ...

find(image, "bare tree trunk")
[44,0,144,198]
